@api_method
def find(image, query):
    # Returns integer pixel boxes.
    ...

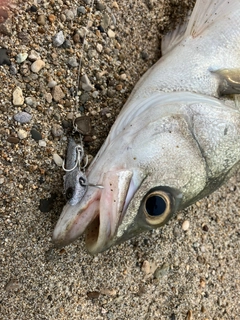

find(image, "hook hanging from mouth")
[62,142,104,189]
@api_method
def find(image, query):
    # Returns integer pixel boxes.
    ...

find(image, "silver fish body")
[53,0,240,253]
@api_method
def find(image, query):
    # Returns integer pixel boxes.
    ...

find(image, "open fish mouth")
[52,169,136,254]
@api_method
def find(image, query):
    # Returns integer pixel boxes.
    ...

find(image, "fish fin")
[213,69,240,95]
[184,0,238,38]
[161,15,190,55]
[162,0,238,55]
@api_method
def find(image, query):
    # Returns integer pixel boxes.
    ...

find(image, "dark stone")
[7,136,19,144]
[29,5,38,12]
[97,25,105,33]
[0,48,11,65]
[73,116,91,135]
[30,128,42,141]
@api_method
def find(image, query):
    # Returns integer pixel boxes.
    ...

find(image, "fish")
[53,0,240,254]
[62,137,88,206]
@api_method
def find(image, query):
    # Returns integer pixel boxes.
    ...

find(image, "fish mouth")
[52,169,136,254]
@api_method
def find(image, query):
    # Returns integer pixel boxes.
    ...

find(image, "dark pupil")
[145,195,166,216]
[79,177,86,187]
[66,187,73,200]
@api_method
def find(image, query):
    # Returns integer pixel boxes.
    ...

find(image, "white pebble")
[39,140,47,147]
[13,87,24,106]
[16,52,28,63]
[107,29,115,38]
[17,129,28,139]
[53,153,63,167]
[182,220,190,231]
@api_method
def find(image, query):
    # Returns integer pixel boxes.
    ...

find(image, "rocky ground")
[1,0,240,319]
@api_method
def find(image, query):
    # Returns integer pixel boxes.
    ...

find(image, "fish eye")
[79,176,86,187]
[66,187,73,200]
[143,191,171,225]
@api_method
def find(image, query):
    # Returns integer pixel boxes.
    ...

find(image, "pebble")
[77,6,86,15]
[37,14,46,25]
[65,9,75,21]
[48,80,57,88]
[14,111,32,123]
[81,74,94,92]
[154,263,170,279]
[28,50,41,61]
[9,65,17,75]
[25,97,35,106]
[96,1,106,11]
[67,56,79,67]
[48,14,56,23]
[16,52,28,63]
[73,116,91,135]
[107,29,115,38]
[0,48,11,65]
[0,177,4,184]
[51,124,64,137]
[96,43,103,53]
[39,140,46,147]
[52,85,65,102]
[182,220,190,231]
[31,59,45,73]
[13,87,24,106]
[30,128,42,141]
[7,136,19,144]
[17,129,28,140]
[45,93,52,103]
[53,31,65,47]
[53,153,63,167]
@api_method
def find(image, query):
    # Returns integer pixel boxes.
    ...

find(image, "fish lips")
[52,169,135,253]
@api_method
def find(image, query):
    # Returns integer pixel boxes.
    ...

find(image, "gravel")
[1,0,240,319]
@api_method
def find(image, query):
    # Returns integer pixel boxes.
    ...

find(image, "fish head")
[63,169,88,206]
[53,98,208,254]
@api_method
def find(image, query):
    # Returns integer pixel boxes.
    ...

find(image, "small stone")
[182,220,190,231]
[81,74,94,92]
[53,153,63,166]
[53,31,65,47]
[51,124,64,137]
[65,9,75,21]
[107,29,115,38]
[13,87,24,106]
[45,93,52,103]
[73,116,91,135]
[77,6,86,15]
[96,1,106,11]
[9,65,17,75]
[0,177,4,184]
[80,92,90,103]
[39,140,46,147]
[96,43,103,53]
[28,50,41,61]
[0,48,11,65]
[29,5,38,12]
[72,33,80,43]
[154,263,170,279]
[25,97,35,106]
[31,128,42,141]
[48,80,57,88]
[31,59,45,73]
[100,288,117,296]
[14,111,32,123]
[37,14,46,25]
[16,52,28,64]
[120,73,127,80]
[87,291,100,299]
[67,56,79,67]
[142,261,151,275]
[0,19,12,37]
[52,85,65,102]
[7,136,19,144]
[17,129,28,140]
[48,14,56,23]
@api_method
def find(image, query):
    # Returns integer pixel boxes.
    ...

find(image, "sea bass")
[53,0,240,254]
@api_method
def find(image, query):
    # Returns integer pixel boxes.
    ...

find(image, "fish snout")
[52,169,133,253]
